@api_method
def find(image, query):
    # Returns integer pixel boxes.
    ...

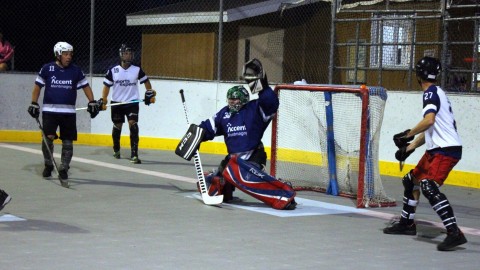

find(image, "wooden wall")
[141,32,215,80]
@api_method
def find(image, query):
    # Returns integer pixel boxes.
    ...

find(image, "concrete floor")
[0,142,478,270]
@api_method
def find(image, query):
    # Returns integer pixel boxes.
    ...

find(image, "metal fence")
[1,0,479,92]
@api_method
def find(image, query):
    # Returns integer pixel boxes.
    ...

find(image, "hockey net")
[270,84,396,208]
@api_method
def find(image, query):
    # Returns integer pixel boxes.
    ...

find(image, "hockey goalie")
[176,59,296,210]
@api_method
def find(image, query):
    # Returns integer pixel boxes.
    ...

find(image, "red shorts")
[412,151,459,186]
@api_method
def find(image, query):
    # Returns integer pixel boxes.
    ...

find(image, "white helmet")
[54,42,73,57]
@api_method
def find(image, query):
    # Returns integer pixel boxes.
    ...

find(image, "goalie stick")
[179,89,223,205]
[35,118,69,188]
[75,99,144,111]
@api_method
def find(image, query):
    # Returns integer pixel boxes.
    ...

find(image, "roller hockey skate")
[58,165,69,188]
[42,164,54,178]
[383,221,417,235]
[130,156,141,164]
[437,229,467,251]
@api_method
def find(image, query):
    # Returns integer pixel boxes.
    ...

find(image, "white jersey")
[422,85,462,150]
[103,64,148,102]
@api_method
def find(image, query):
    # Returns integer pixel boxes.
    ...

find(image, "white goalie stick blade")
[193,152,223,205]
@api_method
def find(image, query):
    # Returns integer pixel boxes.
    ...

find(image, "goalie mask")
[415,56,441,82]
[119,44,134,64]
[227,85,249,113]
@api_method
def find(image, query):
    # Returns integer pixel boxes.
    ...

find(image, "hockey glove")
[393,129,414,148]
[395,146,415,162]
[28,102,40,118]
[144,89,156,106]
[87,100,100,119]
[175,124,205,161]
[98,98,107,111]
[243,58,269,94]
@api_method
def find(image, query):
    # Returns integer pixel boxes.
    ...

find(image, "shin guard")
[41,136,54,166]
[112,125,122,152]
[61,140,73,170]
[400,171,418,224]
[130,123,139,157]
[222,156,296,210]
[421,179,459,232]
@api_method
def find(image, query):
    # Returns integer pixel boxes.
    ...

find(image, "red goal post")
[270,84,396,208]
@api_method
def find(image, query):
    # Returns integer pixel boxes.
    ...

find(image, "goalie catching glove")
[144,89,156,106]
[175,124,206,161]
[393,129,414,148]
[242,58,269,94]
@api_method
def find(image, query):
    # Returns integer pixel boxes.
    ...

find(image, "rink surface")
[1,143,479,270]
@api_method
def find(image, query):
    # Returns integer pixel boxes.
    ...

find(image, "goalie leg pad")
[198,173,226,197]
[197,170,233,202]
[175,124,206,161]
[222,156,296,210]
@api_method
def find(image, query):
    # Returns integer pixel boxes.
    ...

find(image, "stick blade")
[201,193,224,205]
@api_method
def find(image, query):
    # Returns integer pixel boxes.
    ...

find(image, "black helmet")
[119,44,134,64]
[119,44,133,57]
[415,56,441,82]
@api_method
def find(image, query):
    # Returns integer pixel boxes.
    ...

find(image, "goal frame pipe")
[271,85,369,208]
[324,91,339,196]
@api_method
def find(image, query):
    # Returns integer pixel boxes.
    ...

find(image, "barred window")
[370,14,414,68]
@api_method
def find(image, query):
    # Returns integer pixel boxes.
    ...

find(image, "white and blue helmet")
[54,42,73,57]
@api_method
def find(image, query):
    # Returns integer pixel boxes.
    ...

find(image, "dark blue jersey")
[35,62,89,114]
[199,87,279,156]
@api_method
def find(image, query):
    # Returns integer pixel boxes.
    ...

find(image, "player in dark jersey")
[100,44,156,164]
[176,59,296,210]
[384,56,467,251]
[27,42,100,185]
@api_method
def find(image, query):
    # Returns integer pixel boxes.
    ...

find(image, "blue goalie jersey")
[199,87,279,155]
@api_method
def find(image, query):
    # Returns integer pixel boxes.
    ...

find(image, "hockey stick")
[75,99,144,111]
[35,117,69,188]
[179,89,223,205]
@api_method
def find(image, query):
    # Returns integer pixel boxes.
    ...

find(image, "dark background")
[1,0,185,73]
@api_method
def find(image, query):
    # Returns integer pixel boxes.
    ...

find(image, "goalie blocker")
[175,124,205,161]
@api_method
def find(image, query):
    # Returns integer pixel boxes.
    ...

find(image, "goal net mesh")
[270,84,395,208]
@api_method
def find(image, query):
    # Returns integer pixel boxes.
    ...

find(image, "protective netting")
[271,85,395,208]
